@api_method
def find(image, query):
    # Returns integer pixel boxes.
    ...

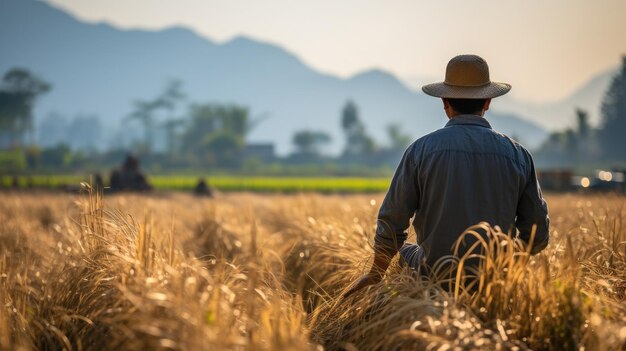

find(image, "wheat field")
[1,189,625,350]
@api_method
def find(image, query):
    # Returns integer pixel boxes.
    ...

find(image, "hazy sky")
[46,0,626,103]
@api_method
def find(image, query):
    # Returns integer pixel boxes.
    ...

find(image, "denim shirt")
[375,114,550,267]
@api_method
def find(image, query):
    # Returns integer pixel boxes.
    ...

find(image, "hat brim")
[421,81,511,99]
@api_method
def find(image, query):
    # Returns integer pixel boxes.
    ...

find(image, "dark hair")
[445,98,488,114]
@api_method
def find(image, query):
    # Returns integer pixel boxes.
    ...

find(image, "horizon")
[43,0,626,104]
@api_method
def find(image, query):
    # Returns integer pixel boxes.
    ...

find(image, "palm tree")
[127,100,159,152]
[157,80,185,155]
[161,118,186,156]
[0,68,50,146]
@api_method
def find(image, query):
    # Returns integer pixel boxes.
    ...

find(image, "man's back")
[375,114,549,267]
[345,54,549,298]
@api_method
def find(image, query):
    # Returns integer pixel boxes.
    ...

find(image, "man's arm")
[516,152,550,254]
[344,146,419,296]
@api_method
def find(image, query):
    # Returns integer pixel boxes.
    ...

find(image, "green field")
[0,175,391,193]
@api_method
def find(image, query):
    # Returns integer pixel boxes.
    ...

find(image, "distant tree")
[24,145,42,169]
[292,130,331,156]
[182,104,251,167]
[37,112,68,147]
[127,99,160,152]
[156,79,185,110]
[564,128,578,163]
[128,80,186,153]
[386,123,412,151]
[219,105,250,137]
[162,118,186,155]
[0,149,26,172]
[156,80,186,155]
[535,131,568,167]
[41,143,72,168]
[535,107,602,167]
[183,105,248,148]
[0,68,50,147]
[598,56,626,160]
[340,100,375,156]
[201,131,244,167]
[341,100,359,133]
[67,114,102,151]
[574,108,597,163]
[576,108,590,140]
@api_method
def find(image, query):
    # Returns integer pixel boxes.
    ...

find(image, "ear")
[442,98,454,118]
[483,99,492,112]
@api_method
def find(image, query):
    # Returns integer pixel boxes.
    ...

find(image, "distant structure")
[109,155,152,192]
[537,170,574,191]
[193,178,213,197]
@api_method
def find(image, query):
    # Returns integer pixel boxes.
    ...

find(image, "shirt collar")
[444,114,492,129]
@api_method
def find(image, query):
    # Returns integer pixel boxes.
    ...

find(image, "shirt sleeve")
[515,151,550,254]
[374,146,420,256]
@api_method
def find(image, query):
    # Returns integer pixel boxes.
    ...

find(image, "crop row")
[0,175,391,193]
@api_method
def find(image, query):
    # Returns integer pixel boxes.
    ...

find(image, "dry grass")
[0,189,625,350]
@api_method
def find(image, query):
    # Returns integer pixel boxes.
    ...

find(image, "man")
[345,54,549,296]
[109,154,152,192]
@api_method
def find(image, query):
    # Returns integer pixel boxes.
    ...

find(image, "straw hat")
[422,54,511,99]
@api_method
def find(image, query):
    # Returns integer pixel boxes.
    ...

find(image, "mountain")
[492,68,617,130]
[404,67,618,132]
[0,0,548,154]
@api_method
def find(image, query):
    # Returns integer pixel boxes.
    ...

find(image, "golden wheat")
[0,190,625,350]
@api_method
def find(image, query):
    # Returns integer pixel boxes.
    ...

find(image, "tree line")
[2,55,626,174]
[535,56,626,169]
[0,66,414,174]
[291,100,411,161]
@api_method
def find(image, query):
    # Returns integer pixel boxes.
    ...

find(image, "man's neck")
[447,112,485,120]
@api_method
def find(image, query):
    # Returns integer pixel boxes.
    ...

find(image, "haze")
[44,0,626,103]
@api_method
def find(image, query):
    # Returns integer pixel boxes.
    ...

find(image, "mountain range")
[493,69,616,130]
[0,0,616,154]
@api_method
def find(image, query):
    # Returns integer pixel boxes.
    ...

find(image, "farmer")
[345,55,549,296]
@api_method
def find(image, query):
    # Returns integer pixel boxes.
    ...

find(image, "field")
[0,175,391,193]
[1,190,625,350]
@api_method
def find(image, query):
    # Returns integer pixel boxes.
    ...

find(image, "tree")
[576,108,590,140]
[0,68,50,147]
[598,56,626,160]
[157,80,186,155]
[67,114,102,151]
[156,79,185,111]
[292,130,331,156]
[574,108,596,163]
[162,118,186,156]
[128,80,186,153]
[341,100,359,133]
[201,131,244,167]
[535,108,601,167]
[37,112,68,147]
[340,100,375,156]
[41,143,72,168]
[387,123,412,151]
[564,128,578,164]
[127,99,160,152]
[182,104,251,167]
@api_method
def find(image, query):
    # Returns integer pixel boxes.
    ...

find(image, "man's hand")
[342,247,395,298]
[342,272,383,298]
